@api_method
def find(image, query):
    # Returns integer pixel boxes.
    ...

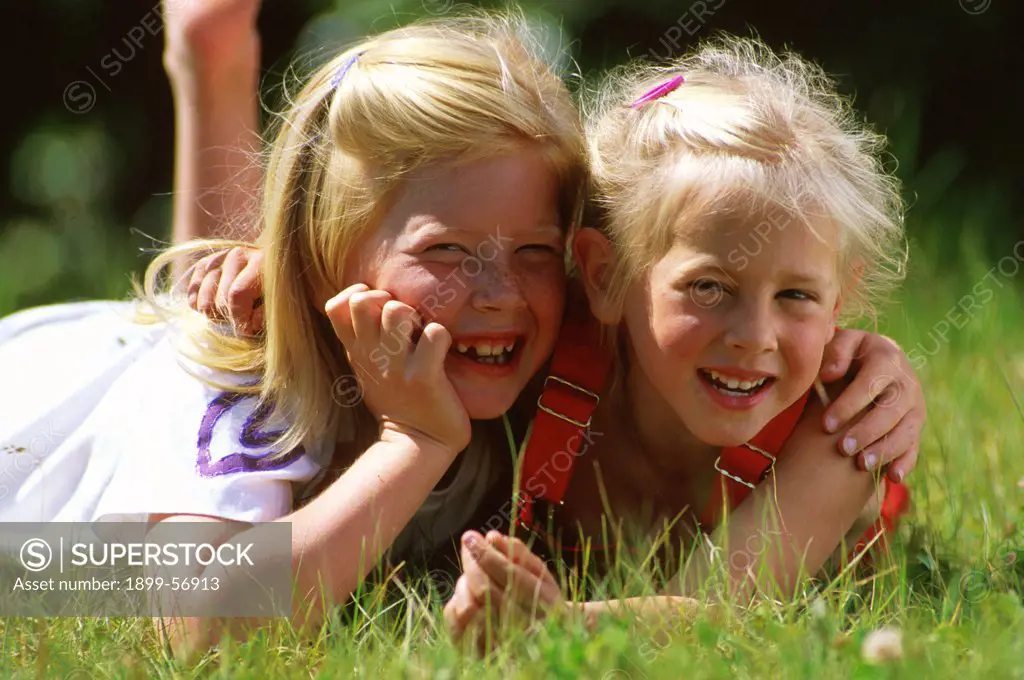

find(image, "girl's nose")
[724,300,778,354]
[469,263,527,314]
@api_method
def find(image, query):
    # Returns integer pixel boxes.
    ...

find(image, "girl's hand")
[818,329,926,483]
[162,0,261,80]
[444,530,563,646]
[185,246,265,336]
[326,284,471,455]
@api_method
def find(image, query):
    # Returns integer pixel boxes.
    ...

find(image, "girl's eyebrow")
[668,255,725,278]
[780,272,830,287]
[408,222,469,237]
[409,222,563,240]
[526,225,565,240]
[397,221,473,244]
[669,257,830,288]
[668,257,741,290]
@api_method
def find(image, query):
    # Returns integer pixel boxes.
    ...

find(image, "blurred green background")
[0,0,1020,316]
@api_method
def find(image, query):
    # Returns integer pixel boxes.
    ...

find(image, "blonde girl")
[445,35,919,640]
[0,12,584,655]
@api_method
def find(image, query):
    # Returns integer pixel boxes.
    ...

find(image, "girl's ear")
[826,298,841,344]
[572,227,622,324]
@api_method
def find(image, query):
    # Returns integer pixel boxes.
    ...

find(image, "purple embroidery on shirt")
[196,391,305,477]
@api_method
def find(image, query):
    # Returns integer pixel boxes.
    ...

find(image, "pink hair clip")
[630,75,685,109]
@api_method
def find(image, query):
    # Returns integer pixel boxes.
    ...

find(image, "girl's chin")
[687,419,773,449]
[684,393,787,447]
[455,387,519,422]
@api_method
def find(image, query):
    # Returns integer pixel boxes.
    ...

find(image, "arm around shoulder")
[671,389,881,604]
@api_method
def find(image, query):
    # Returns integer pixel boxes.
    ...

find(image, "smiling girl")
[0,12,583,655]
[444,36,917,641]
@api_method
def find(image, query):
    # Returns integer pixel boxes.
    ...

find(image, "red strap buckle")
[713,442,777,490]
[536,375,601,429]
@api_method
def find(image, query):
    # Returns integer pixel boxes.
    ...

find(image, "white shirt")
[0,301,495,559]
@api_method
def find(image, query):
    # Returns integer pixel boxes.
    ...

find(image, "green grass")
[1,237,1022,678]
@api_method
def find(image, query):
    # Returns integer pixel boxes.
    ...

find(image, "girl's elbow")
[158,614,276,660]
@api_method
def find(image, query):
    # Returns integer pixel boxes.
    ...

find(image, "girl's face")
[595,210,841,447]
[346,148,567,420]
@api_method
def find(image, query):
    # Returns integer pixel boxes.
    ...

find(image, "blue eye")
[690,279,725,294]
[427,243,469,254]
[779,289,817,301]
[517,244,560,255]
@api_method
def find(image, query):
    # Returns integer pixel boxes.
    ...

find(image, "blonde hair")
[139,11,585,459]
[584,35,906,324]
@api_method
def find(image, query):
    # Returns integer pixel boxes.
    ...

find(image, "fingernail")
[842,436,857,455]
[864,452,878,470]
[463,533,481,553]
[825,415,838,433]
[895,468,905,482]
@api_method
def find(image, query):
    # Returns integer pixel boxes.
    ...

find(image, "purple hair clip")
[630,75,685,109]
[330,52,363,89]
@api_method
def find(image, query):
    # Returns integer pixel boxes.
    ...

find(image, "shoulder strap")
[514,306,612,528]
[698,390,812,529]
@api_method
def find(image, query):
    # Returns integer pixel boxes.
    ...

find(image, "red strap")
[515,309,612,528]
[698,392,811,529]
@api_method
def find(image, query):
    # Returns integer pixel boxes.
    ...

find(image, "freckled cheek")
[517,263,566,330]
[780,325,831,381]
[650,302,712,363]
[372,267,468,323]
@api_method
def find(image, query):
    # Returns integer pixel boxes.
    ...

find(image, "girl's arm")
[446,531,709,641]
[152,284,473,658]
[151,430,462,658]
[163,0,263,249]
[667,391,878,603]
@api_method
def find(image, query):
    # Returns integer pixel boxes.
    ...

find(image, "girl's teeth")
[707,369,766,389]
[453,340,518,363]
[704,370,768,393]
